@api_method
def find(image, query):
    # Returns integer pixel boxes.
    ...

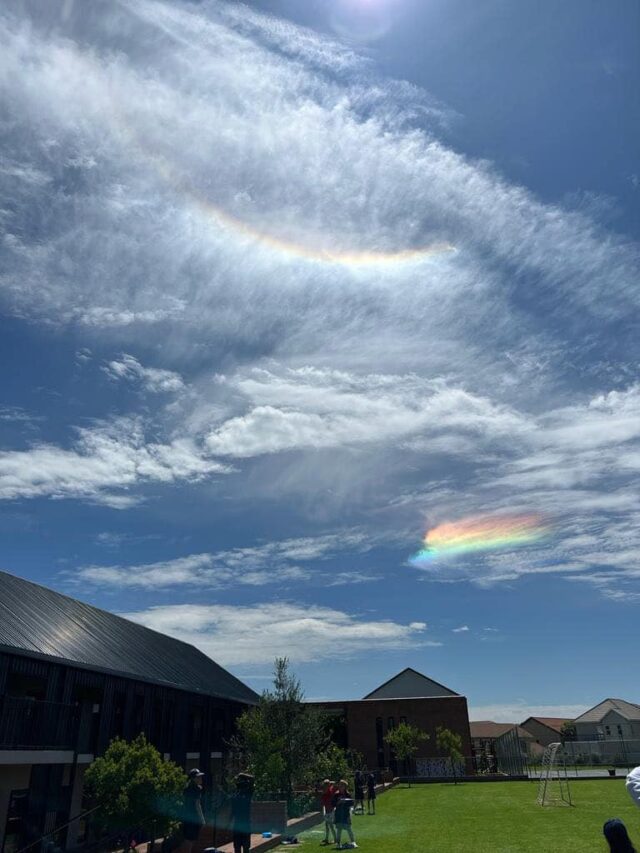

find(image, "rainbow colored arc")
[114,108,456,268]
[410,513,550,564]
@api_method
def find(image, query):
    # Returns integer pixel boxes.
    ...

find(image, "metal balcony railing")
[0,695,79,750]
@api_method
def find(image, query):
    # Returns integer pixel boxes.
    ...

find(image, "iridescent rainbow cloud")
[410,513,550,564]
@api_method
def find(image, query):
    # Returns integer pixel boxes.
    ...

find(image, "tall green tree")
[436,726,464,785]
[84,734,186,836]
[384,722,429,786]
[230,658,330,799]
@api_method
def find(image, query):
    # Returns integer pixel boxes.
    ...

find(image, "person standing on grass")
[366,772,376,815]
[627,766,640,810]
[180,769,205,853]
[320,779,337,846]
[353,771,365,814]
[333,780,357,849]
[603,819,636,853]
[230,772,254,853]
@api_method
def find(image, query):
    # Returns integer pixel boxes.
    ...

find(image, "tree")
[384,722,429,786]
[560,722,576,743]
[230,658,330,800]
[436,726,464,785]
[313,742,352,785]
[84,734,186,837]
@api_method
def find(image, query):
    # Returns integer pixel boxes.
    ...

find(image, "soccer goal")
[537,742,572,806]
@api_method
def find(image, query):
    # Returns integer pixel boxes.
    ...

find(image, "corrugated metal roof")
[0,571,258,705]
[573,698,640,724]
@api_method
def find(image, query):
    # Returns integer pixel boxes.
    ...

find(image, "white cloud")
[0,419,226,505]
[121,602,434,665]
[204,367,527,458]
[103,353,185,393]
[0,0,636,357]
[469,703,591,724]
[452,625,469,633]
[73,530,385,589]
[0,0,638,609]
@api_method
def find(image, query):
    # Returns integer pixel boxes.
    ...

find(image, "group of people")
[320,771,377,849]
[603,765,640,853]
[180,761,640,852]
[180,767,254,853]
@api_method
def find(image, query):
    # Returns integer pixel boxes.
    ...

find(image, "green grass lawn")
[276,780,640,853]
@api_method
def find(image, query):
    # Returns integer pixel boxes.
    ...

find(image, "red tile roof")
[470,721,532,740]
[523,717,572,731]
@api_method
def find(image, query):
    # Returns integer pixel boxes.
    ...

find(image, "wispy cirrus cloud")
[73,530,383,589]
[0,0,637,359]
[0,0,638,614]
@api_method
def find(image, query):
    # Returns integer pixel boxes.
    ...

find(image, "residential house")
[520,717,572,748]
[573,699,640,742]
[469,721,536,771]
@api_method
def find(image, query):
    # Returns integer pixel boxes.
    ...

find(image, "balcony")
[0,695,79,750]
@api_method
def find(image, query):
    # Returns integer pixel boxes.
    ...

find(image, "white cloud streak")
[469,703,591,724]
[74,531,383,589]
[103,354,185,393]
[121,601,434,665]
[0,419,227,505]
[0,0,638,607]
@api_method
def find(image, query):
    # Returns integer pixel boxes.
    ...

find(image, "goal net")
[537,742,572,806]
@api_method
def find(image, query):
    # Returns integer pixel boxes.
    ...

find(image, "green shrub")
[84,734,186,836]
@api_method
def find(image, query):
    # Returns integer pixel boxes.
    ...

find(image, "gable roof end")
[362,667,460,700]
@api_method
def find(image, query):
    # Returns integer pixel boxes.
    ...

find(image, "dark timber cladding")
[0,570,257,704]
[0,571,259,852]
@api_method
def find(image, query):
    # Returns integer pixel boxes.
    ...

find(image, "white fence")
[532,739,640,769]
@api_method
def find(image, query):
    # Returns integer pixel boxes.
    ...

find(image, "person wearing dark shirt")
[353,771,364,814]
[230,773,254,853]
[181,769,205,852]
[366,772,376,815]
[332,780,357,849]
[603,819,637,853]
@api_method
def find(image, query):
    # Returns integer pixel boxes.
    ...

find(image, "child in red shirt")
[320,779,337,846]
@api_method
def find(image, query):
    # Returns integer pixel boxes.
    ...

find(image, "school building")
[309,668,473,777]
[0,571,258,853]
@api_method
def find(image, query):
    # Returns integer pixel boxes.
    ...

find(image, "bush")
[84,734,186,837]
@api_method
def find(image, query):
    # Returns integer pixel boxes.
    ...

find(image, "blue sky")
[0,0,638,721]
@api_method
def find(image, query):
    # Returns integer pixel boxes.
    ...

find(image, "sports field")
[277,780,639,852]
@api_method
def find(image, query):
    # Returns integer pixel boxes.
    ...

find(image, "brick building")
[310,668,472,777]
[0,571,258,853]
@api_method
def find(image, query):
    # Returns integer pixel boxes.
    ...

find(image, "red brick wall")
[315,696,472,773]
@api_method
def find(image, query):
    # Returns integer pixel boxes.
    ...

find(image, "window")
[617,725,623,736]
[188,706,203,748]
[375,717,384,750]
[400,716,407,726]
[387,717,395,731]
[605,725,611,736]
